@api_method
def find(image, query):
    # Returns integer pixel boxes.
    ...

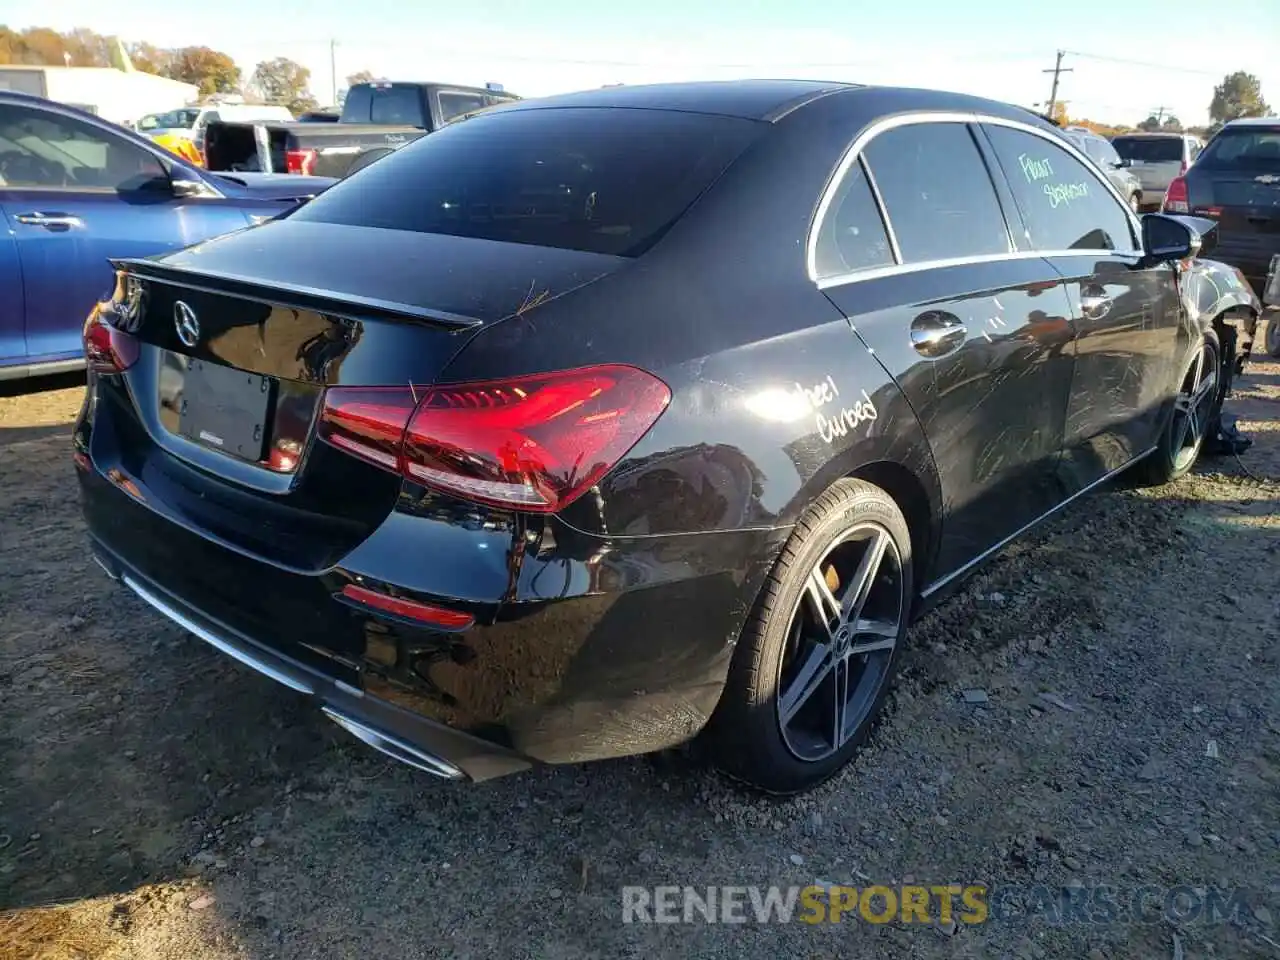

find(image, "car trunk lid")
[105,220,625,568]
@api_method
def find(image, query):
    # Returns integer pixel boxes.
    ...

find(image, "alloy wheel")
[776,523,905,762]
[1170,339,1219,473]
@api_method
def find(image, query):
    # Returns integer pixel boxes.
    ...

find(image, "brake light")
[82,309,139,374]
[1163,175,1189,214]
[318,365,671,512]
[285,148,317,175]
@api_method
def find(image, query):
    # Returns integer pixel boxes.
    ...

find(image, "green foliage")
[1209,71,1270,125]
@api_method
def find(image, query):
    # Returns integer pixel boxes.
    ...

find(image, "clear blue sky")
[13,0,1280,125]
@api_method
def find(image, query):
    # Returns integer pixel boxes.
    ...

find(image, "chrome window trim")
[816,248,1142,290]
[807,111,1144,286]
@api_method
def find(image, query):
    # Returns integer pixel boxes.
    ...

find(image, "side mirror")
[171,176,216,200]
[1141,214,1216,263]
[1112,158,1132,168]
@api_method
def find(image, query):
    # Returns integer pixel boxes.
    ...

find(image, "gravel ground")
[1,328,1278,960]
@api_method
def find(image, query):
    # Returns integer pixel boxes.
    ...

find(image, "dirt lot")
[1,335,1279,960]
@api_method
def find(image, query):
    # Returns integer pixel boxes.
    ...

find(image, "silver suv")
[1061,127,1144,211]
[1109,132,1204,210]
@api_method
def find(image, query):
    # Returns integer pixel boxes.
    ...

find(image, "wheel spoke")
[1172,408,1193,452]
[1191,368,1217,408]
[779,641,835,724]
[831,655,850,749]
[838,530,888,629]
[804,567,841,638]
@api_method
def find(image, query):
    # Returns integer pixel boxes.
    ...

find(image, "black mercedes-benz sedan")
[75,80,1261,793]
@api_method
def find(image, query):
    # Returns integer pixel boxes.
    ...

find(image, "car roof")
[496,79,860,122]
[1223,116,1280,127]
[1111,131,1192,139]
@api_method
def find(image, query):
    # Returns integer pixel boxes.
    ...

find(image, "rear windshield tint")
[1111,137,1184,163]
[291,107,762,256]
[1196,127,1280,170]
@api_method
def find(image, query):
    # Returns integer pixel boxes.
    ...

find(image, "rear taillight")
[1163,175,1189,214]
[285,148,317,175]
[319,364,671,512]
[340,584,474,630]
[82,309,139,374]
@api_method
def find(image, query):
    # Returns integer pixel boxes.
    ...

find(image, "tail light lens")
[82,309,139,374]
[319,364,671,512]
[285,148,317,175]
[1163,175,1189,214]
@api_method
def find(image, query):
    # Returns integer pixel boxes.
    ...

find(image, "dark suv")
[1163,117,1280,296]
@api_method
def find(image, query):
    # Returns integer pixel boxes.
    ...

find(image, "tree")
[250,57,317,114]
[1210,71,1270,126]
[168,46,239,95]
[1137,114,1161,132]
[1048,102,1069,126]
[1161,115,1182,132]
[127,41,174,76]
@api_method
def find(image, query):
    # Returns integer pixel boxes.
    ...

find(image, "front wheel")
[1135,333,1221,485]
[704,478,913,794]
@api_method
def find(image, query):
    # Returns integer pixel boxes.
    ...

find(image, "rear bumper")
[76,378,785,777]
[91,540,525,781]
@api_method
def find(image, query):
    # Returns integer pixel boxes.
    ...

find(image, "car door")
[979,122,1181,491]
[0,209,25,369]
[0,103,248,362]
[815,119,1078,580]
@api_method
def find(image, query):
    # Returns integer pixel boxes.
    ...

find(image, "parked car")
[77,80,1260,793]
[0,93,333,381]
[137,104,296,164]
[1061,127,1144,211]
[1110,132,1204,211]
[1166,117,1280,359]
[203,81,520,179]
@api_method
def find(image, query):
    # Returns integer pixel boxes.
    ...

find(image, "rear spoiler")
[109,257,483,330]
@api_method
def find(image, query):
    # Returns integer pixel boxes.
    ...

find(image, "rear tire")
[1135,332,1221,485]
[704,478,913,794]
[1266,311,1280,359]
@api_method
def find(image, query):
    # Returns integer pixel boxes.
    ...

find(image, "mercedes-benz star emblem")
[174,301,200,348]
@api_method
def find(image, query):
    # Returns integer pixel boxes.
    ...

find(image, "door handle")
[14,212,85,231]
[910,311,967,358]
[1079,292,1113,320]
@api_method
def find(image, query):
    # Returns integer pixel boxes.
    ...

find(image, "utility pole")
[1150,105,1170,125]
[329,39,338,107]
[1043,50,1073,118]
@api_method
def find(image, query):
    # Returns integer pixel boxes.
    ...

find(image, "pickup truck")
[203,81,519,178]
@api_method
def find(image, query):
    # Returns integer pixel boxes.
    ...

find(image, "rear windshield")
[1111,136,1184,163]
[1196,126,1280,170]
[292,107,762,257]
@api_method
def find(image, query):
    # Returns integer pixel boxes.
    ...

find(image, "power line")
[1062,49,1220,77]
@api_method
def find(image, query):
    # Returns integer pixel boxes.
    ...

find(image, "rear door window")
[292,107,762,257]
[860,122,1010,263]
[984,125,1136,253]
[437,92,490,124]
[1110,137,1184,164]
[812,158,895,279]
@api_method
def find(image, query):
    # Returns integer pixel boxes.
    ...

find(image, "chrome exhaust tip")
[322,707,465,780]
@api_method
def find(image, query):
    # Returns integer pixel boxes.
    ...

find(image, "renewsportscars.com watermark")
[621,883,1257,926]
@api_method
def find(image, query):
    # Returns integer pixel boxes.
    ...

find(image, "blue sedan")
[0,92,333,380]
